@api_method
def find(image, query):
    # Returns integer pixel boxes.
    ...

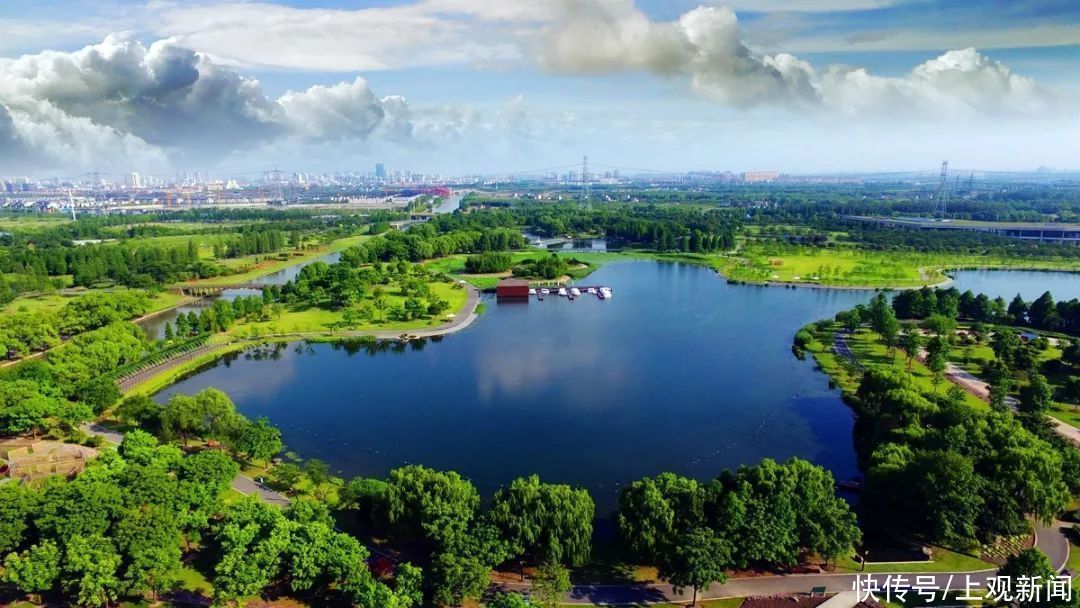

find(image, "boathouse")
[495,278,530,298]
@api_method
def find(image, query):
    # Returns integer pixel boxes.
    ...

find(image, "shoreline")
[123,285,481,395]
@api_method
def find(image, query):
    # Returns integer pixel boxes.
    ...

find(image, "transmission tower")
[580,155,590,204]
[935,160,949,218]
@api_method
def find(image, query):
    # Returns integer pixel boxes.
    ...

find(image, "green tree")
[212,498,291,606]
[386,465,480,550]
[658,528,729,607]
[303,458,332,499]
[3,540,61,603]
[1019,373,1054,414]
[0,484,35,553]
[617,473,703,562]
[236,417,283,464]
[927,352,947,390]
[429,550,492,607]
[488,591,531,608]
[899,331,923,370]
[489,475,595,567]
[998,549,1059,608]
[62,535,122,608]
[531,560,572,608]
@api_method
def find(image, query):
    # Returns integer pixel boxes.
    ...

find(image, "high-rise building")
[127,172,143,189]
[375,163,386,180]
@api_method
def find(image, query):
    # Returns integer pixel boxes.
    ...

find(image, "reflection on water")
[154,265,1080,510]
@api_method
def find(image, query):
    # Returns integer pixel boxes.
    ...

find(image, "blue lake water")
[155,265,1080,510]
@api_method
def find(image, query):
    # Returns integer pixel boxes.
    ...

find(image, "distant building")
[375,163,386,180]
[743,171,781,184]
[127,172,143,189]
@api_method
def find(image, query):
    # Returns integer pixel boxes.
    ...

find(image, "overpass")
[846,216,1080,244]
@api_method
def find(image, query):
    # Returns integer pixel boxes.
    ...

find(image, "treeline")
[1,239,209,290]
[464,252,513,273]
[827,293,1080,546]
[162,294,276,340]
[512,255,569,280]
[617,459,859,600]
[0,323,147,436]
[0,430,420,607]
[512,204,739,252]
[1,290,151,358]
[893,286,1080,334]
[857,367,1078,545]
[343,223,526,264]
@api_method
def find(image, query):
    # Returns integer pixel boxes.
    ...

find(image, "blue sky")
[0,0,1078,175]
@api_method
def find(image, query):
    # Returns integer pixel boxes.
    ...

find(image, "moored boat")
[599,287,613,299]
[558,287,568,297]
[570,287,581,297]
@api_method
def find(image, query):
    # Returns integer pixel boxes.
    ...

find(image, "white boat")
[528,288,537,295]
[570,287,581,297]
[599,287,613,299]
[557,287,568,297]
[540,288,550,295]
[587,287,597,294]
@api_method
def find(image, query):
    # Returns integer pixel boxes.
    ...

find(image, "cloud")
[720,0,898,12]
[0,35,443,171]
[538,0,1054,117]
[0,33,580,174]
[156,1,525,72]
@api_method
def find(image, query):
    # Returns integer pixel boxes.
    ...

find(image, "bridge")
[173,283,267,296]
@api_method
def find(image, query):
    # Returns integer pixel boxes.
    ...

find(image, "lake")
[154,265,1079,510]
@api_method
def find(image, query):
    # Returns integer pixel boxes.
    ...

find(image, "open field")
[719,245,1080,288]
[0,214,72,230]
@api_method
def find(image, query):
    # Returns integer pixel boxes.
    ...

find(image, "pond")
[153,265,1080,511]
[946,268,1080,301]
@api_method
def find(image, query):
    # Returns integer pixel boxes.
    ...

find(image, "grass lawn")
[174,564,214,594]
[843,329,988,410]
[0,214,72,230]
[227,280,468,336]
[1051,406,1080,430]
[720,245,1080,288]
[835,546,994,574]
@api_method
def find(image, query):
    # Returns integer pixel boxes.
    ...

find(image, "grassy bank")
[226,281,468,337]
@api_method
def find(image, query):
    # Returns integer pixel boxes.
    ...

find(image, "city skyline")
[1,0,1079,176]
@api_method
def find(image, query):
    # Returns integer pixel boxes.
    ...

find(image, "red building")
[495,278,530,298]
